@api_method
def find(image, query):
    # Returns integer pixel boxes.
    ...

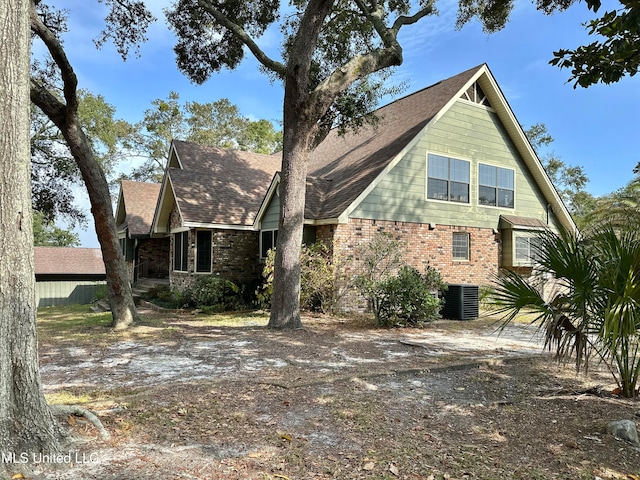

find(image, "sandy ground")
[27,313,640,480]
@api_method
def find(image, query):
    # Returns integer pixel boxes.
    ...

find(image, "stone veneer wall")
[136,237,170,279]
[319,218,501,311]
[169,208,261,290]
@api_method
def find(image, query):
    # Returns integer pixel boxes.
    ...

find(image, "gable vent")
[460,82,491,107]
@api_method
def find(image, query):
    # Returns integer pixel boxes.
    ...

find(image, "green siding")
[36,280,106,307]
[261,193,280,230]
[351,100,552,229]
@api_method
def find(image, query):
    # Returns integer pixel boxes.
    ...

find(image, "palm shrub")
[492,225,640,397]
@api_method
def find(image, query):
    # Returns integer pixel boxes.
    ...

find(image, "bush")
[376,266,446,327]
[183,277,241,312]
[256,242,348,314]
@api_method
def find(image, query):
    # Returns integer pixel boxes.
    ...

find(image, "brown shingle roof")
[167,65,482,225]
[500,215,548,229]
[170,141,282,226]
[305,65,483,219]
[34,247,105,275]
[120,180,161,236]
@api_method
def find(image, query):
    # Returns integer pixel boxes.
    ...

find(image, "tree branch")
[197,0,286,76]
[392,4,437,32]
[29,2,78,115]
[30,78,67,129]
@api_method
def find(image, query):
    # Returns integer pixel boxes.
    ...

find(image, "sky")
[46,0,640,247]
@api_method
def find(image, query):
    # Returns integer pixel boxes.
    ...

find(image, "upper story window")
[479,163,514,208]
[427,154,470,203]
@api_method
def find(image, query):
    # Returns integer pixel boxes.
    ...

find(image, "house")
[145,63,574,308]
[34,247,106,307]
[115,180,169,283]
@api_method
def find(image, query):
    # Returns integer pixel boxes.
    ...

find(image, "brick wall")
[136,237,170,279]
[210,229,261,285]
[322,218,501,311]
[169,208,261,290]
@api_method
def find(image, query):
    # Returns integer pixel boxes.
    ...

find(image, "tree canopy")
[127,92,283,182]
[550,0,640,87]
[31,90,136,225]
[33,212,80,247]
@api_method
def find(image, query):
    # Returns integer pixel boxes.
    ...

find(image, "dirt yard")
[28,309,640,479]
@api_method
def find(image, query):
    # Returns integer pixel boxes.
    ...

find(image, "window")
[515,236,541,264]
[427,154,470,203]
[261,230,278,259]
[173,231,189,272]
[452,232,470,261]
[195,230,212,273]
[479,164,514,208]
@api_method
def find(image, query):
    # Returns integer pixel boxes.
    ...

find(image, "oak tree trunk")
[267,0,334,329]
[267,64,318,329]
[29,3,139,329]
[29,91,139,331]
[267,134,309,329]
[61,124,139,329]
[0,0,64,466]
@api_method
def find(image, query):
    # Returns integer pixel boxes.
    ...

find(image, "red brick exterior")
[330,218,501,284]
[316,218,501,311]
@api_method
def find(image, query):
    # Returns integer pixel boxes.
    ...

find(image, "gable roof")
[116,180,161,237]
[305,65,482,220]
[153,141,282,231]
[151,64,575,234]
[35,247,105,276]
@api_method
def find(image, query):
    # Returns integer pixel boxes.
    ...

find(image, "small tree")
[492,225,640,398]
[353,232,405,323]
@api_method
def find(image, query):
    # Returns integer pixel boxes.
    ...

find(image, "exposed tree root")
[49,404,111,440]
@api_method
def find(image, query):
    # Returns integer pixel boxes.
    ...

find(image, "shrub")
[492,225,640,398]
[256,242,349,314]
[182,276,241,312]
[255,249,275,309]
[375,266,445,327]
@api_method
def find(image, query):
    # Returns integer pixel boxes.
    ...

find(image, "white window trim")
[260,229,278,260]
[425,152,471,205]
[478,162,516,210]
[173,230,189,273]
[513,234,540,267]
[452,232,470,262]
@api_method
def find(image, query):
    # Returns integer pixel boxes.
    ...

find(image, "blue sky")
[50,0,640,246]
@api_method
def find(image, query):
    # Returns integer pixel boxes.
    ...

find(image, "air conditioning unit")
[441,284,479,320]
